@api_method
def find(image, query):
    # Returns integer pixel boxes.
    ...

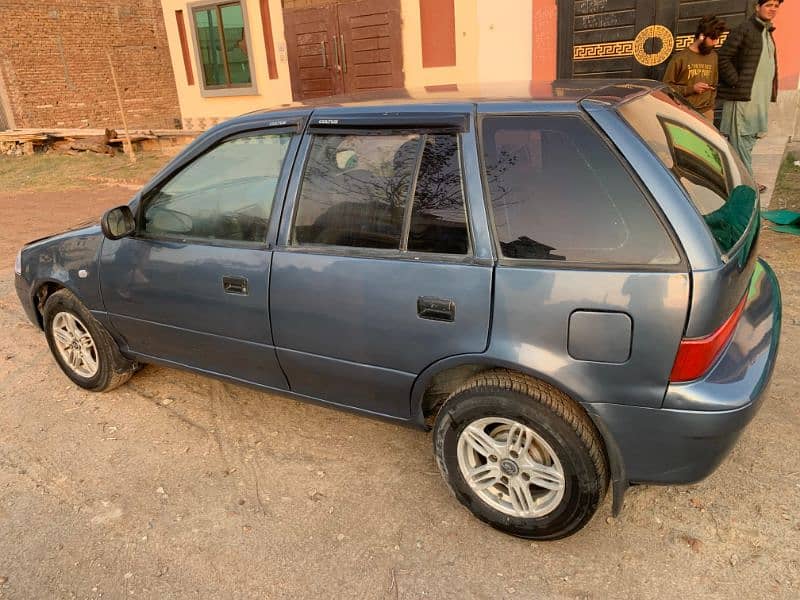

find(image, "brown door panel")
[283,7,342,100]
[337,0,403,92]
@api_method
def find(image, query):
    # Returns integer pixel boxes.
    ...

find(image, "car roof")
[230,79,664,126]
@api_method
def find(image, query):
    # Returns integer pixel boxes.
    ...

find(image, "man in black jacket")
[717,0,782,188]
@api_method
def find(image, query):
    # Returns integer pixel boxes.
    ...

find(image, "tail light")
[669,294,747,383]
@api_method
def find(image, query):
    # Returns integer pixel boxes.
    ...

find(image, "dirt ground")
[0,159,798,599]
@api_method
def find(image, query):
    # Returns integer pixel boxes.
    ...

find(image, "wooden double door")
[558,0,750,81]
[283,0,403,101]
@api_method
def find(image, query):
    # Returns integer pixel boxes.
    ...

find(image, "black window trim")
[135,126,299,250]
[307,112,469,133]
[284,126,475,260]
[476,111,687,273]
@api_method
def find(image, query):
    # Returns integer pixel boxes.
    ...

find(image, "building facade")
[159,0,800,135]
[0,0,181,130]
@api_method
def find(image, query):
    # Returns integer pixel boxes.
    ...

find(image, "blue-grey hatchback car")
[14,81,781,539]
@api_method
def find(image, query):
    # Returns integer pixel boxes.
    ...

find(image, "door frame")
[276,105,493,263]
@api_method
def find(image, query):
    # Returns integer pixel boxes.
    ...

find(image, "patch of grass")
[771,146,800,210]
[0,151,172,192]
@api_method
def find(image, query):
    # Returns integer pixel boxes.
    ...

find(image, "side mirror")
[101,205,135,240]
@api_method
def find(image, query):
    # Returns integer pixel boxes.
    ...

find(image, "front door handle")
[417,296,455,322]
[223,276,248,296]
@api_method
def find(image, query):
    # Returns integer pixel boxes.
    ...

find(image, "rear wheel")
[43,289,134,392]
[433,370,608,540]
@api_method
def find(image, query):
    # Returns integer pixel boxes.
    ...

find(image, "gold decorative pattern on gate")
[674,32,728,50]
[573,40,635,60]
[632,25,674,66]
[574,29,729,63]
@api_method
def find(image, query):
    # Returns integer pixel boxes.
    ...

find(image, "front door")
[558,0,749,81]
[283,0,403,101]
[269,110,491,419]
[101,127,298,389]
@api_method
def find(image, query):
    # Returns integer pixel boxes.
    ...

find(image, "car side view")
[14,81,781,540]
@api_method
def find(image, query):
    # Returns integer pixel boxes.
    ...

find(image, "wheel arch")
[31,279,70,329]
[411,355,628,514]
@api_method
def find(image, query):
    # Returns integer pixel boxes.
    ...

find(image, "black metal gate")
[558,0,750,81]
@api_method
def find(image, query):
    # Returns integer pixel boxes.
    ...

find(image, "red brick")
[0,0,180,129]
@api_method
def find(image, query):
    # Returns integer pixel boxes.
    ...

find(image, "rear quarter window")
[480,114,679,265]
[618,91,757,254]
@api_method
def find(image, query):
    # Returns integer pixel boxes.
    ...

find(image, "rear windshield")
[618,90,757,254]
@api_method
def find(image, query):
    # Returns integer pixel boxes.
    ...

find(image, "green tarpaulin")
[761,209,800,236]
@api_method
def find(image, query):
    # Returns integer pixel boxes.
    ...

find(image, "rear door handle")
[223,276,248,295]
[417,296,455,322]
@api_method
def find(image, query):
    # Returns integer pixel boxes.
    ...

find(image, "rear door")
[269,109,492,419]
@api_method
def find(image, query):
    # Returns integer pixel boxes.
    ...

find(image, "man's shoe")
[758,183,768,193]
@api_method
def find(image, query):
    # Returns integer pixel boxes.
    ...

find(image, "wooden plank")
[259,0,278,79]
[351,37,379,52]
[353,74,394,89]
[298,42,328,57]
[299,67,332,80]
[349,12,389,28]
[296,32,328,45]
[352,62,392,77]
[302,78,337,92]
[293,19,328,35]
[351,48,392,64]
[175,10,195,86]
[350,24,390,40]
[299,54,326,68]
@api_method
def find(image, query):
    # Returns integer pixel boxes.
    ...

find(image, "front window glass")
[143,133,291,243]
[194,1,251,88]
[481,115,679,264]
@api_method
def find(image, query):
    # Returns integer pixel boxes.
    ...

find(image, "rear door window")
[618,91,757,254]
[480,115,679,265]
[292,131,469,254]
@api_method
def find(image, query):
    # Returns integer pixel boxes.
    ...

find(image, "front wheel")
[433,370,608,540]
[43,289,134,392]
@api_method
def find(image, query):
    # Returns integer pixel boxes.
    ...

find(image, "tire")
[43,289,134,392]
[433,370,608,540]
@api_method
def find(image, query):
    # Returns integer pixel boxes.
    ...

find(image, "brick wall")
[0,0,180,129]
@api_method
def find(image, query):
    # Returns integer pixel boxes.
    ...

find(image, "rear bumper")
[589,258,781,485]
